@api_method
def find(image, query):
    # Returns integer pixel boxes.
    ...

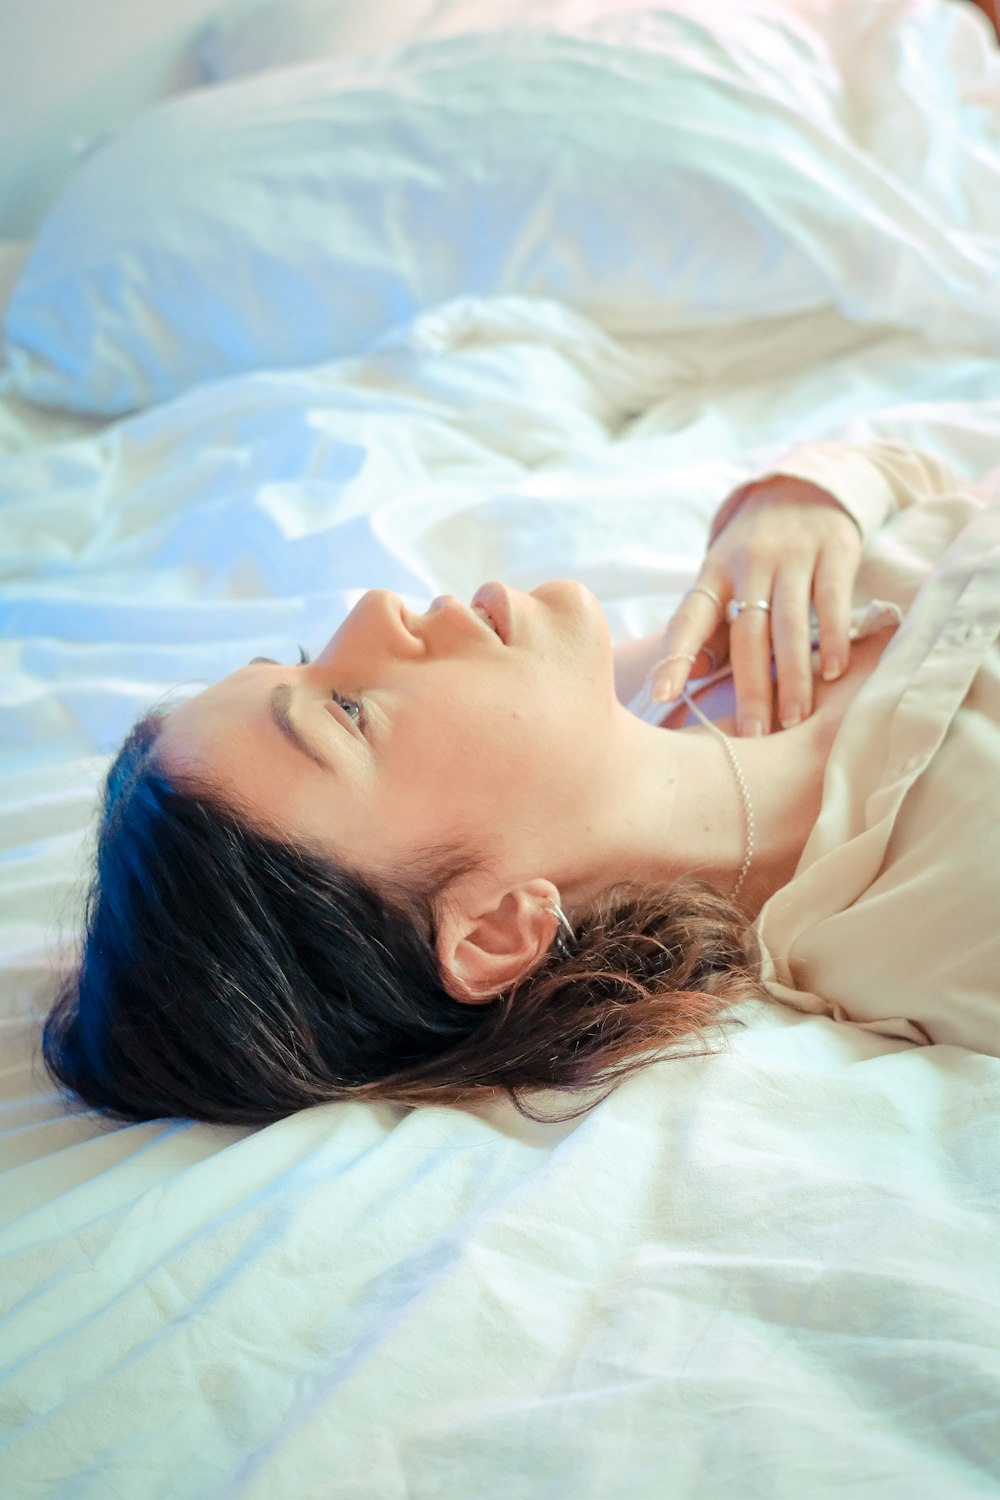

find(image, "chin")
[568,578,609,631]
[531,577,599,608]
[528,578,612,661]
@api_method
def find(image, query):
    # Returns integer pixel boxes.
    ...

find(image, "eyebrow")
[269,682,337,773]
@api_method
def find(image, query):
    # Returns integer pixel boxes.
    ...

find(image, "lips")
[471,582,511,645]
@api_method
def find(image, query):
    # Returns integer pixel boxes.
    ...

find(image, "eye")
[294,646,367,734]
[331,688,368,734]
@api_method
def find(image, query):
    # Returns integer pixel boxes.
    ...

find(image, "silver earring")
[545,900,576,960]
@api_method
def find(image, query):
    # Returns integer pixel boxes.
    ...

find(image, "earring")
[545,900,576,960]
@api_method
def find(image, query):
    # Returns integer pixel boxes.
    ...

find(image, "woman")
[42,434,1000,1126]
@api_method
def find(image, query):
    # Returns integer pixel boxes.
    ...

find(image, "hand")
[649,474,863,736]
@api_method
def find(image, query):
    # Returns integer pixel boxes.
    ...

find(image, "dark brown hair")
[42,712,766,1128]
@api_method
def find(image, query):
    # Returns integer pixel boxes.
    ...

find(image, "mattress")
[1,3,999,1497]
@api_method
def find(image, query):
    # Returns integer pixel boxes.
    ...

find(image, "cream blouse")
[637,439,1000,1057]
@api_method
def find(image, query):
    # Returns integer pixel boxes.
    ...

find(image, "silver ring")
[726,598,771,623]
[684,586,722,613]
[652,644,718,680]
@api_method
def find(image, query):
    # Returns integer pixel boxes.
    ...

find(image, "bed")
[2,2,999,1496]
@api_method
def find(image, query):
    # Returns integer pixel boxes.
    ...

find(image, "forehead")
[165,663,262,739]
[158,666,299,805]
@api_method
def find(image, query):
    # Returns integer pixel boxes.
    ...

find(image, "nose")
[424,593,494,647]
[313,589,421,666]
[314,589,489,669]
[429,593,456,615]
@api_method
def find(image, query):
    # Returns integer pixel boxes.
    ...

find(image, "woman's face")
[159,581,623,891]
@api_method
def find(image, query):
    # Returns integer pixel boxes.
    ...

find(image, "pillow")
[5,5,996,417]
[195,0,657,83]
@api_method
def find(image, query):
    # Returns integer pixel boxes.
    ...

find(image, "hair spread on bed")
[41,712,764,1128]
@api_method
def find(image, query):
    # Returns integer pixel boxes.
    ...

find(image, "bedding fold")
[2,5,1000,1496]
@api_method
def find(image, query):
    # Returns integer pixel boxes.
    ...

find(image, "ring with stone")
[726,598,771,623]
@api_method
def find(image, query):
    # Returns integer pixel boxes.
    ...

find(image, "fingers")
[730,538,858,733]
[649,585,725,701]
[812,542,857,684]
[654,480,862,736]
[726,588,775,736]
[769,566,815,728]
[650,528,857,734]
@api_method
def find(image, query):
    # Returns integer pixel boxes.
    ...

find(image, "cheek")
[394,660,583,793]
[404,702,532,807]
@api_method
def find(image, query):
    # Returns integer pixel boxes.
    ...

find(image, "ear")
[435,878,566,1005]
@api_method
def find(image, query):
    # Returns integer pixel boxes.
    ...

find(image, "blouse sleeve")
[708,439,975,550]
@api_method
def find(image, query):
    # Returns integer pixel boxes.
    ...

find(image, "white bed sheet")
[2,5,1000,1499]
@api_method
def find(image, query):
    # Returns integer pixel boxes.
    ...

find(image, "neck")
[565,703,822,921]
[678,687,754,901]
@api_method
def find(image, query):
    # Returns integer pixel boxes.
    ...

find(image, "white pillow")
[196,0,662,83]
[5,5,997,417]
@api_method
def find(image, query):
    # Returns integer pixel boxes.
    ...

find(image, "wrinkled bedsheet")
[2,2,1000,1497]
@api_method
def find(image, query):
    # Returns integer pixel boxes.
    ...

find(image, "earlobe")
[436,880,566,1005]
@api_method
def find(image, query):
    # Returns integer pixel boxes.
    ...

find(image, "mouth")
[471,602,502,639]
[471,582,511,645]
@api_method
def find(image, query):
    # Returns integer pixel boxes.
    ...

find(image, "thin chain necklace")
[679,687,755,903]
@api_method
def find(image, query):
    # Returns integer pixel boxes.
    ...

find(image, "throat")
[642,622,896,916]
[669,707,828,919]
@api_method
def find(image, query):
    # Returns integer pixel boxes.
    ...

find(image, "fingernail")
[651,672,676,703]
[781,705,801,728]
[822,658,842,682]
[741,717,763,737]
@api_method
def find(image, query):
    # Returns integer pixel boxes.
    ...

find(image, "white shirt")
[634,439,1000,1057]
